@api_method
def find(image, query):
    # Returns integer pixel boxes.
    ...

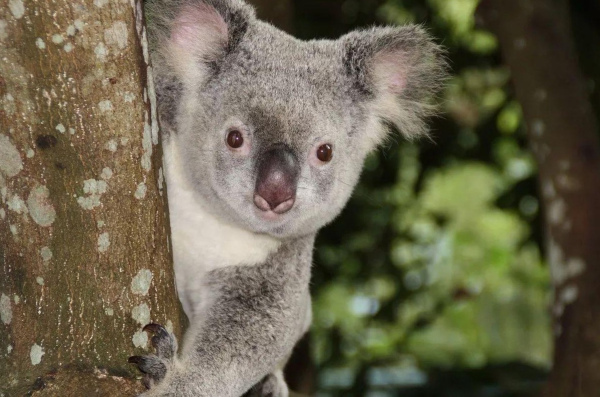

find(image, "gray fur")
[136,0,446,395]
[139,238,313,396]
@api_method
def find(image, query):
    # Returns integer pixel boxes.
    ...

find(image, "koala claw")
[129,323,178,389]
[128,355,167,388]
[144,323,177,359]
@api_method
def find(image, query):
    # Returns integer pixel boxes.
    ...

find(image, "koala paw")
[243,371,289,397]
[129,323,178,389]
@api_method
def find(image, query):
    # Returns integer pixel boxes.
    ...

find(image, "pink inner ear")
[373,51,408,95]
[171,3,228,49]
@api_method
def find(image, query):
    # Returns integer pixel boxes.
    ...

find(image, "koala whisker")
[334,178,354,188]
[296,186,318,193]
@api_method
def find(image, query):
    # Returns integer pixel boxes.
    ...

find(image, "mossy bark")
[0,0,185,395]
[478,1,600,396]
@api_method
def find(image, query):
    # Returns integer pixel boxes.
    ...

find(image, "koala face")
[148,0,446,239]
[175,33,369,238]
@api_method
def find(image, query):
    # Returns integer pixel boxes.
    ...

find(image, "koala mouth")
[253,144,299,219]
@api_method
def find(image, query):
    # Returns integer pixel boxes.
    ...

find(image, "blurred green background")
[274,0,584,395]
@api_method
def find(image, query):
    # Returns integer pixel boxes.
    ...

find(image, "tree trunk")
[477,1,600,396]
[0,0,185,395]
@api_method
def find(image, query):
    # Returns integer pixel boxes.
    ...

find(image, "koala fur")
[134,0,446,395]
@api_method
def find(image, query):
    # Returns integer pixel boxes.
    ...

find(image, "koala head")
[147,0,446,239]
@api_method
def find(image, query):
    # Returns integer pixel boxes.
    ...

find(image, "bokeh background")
[302,1,549,395]
[246,0,600,396]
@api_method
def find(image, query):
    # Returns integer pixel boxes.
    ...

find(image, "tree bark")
[0,0,185,395]
[477,1,600,396]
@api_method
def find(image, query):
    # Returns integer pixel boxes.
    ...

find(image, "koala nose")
[254,145,299,214]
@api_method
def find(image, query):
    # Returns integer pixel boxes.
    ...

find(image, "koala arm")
[136,236,314,397]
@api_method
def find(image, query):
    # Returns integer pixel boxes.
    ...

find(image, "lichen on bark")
[0,0,185,394]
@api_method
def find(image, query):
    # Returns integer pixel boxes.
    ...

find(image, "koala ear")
[148,0,255,84]
[342,26,447,146]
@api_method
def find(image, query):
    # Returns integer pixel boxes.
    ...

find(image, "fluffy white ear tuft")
[343,25,447,148]
[167,3,229,82]
[147,0,255,85]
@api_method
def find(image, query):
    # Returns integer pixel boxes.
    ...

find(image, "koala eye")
[226,130,244,149]
[316,144,333,163]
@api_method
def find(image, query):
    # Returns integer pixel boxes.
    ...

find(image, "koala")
[128,0,446,395]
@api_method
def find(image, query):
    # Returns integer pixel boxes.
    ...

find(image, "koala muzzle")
[254,146,299,214]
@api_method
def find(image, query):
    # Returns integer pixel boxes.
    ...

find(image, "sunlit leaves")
[311,0,550,392]
[446,68,511,128]
[497,101,524,134]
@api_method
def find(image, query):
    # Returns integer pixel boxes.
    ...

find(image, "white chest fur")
[163,138,282,318]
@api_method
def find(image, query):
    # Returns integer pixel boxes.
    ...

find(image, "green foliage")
[307,0,552,393]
